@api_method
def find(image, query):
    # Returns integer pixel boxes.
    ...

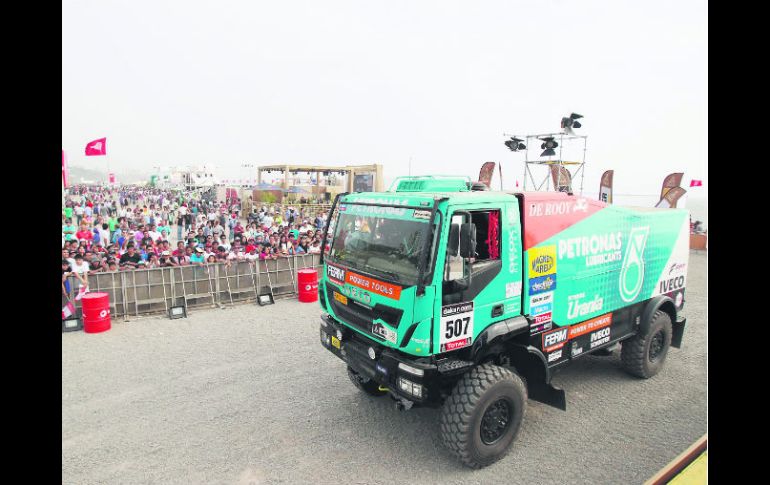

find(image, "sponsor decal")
[339,205,347,211]
[529,321,552,335]
[529,274,556,294]
[567,293,604,320]
[548,348,563,362]
[440,302,474,352]
[508,225,521,274]
[589,327,611,348]
[327,264,346,285]
[413,209,432,220]
[346,271,402,300]
[372,322,398,344]
[346,204,408,217]
[558,232,623,267]
[528,245,557,277]
[675,291,684,307]
[571,341,584,357]
[505,281,522,298]
[347,196,410,206]
[333,291,348,305]
[534,312,552,325]
[659,275,685,294]
[567,313,612,339]
[530,291,554,307]
[376,363,388,375]
[505,301,521,315]
[542,327,568,352]
[528,199,589,217]
[340,285,372,305]
[668,262,687,276]
[531,303,552,315]
[620,226,650,302]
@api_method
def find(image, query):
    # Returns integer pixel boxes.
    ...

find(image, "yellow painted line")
[645,434,707,485]
[669,451,707,485]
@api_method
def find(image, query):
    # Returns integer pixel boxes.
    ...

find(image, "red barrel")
[81,292,112,333]
[298,269,319,303]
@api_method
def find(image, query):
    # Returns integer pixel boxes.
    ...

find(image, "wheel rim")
[649,330,665,361]
[480,398,513,445]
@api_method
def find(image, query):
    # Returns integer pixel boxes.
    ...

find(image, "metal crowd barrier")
[63,254,323,321]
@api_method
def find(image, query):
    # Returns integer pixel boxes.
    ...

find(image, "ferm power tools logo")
[619,226,649,302]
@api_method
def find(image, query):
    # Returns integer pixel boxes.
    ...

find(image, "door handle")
[492,304,503,317]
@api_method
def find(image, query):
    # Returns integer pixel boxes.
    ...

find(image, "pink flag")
[690,179,703,187]
[85,137,107,156]
[515,179,520,188]
[62,150,69,188]
[109,173,116,184]
[62,301,75,319]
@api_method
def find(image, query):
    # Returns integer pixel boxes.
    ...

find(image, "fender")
[639,295,685,346]
[470,315,529,362]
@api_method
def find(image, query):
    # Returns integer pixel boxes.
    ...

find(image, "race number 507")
[445,317,471,339]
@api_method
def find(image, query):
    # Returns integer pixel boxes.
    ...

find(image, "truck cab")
[318,175,689,468]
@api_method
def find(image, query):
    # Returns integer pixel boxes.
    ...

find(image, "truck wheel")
[439,363,527,469]
[347,366,387,397]
[621,310,673,378]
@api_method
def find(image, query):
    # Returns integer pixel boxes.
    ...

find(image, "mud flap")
[671,317,686,349]
[529,381,567,411]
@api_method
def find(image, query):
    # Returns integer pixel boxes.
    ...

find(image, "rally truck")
[317,175,689,468]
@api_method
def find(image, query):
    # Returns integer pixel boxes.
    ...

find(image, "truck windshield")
[328,209,436,285]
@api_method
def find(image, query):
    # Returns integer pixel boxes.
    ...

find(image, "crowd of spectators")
[62,185,329,292]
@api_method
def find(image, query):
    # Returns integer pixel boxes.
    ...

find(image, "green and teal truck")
[318,175,689,468]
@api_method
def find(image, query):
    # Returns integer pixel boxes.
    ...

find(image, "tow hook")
[392,394,414,411]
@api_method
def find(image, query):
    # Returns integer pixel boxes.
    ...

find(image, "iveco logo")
[531,255,554,274]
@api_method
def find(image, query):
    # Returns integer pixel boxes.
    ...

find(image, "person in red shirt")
[76,224,93,244]
[172,241,186,257]
[245,238,258,254]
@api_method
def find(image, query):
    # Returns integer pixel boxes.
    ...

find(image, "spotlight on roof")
[560,113,583,135]
[504,137,526,152]
[540,137,558,157]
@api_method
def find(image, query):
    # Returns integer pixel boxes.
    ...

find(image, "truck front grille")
[326,282,405,338]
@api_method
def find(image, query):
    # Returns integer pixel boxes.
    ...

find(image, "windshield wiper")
[362,263,401,283]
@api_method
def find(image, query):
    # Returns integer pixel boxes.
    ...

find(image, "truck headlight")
[397,377,424,399]
[398,362,424,376]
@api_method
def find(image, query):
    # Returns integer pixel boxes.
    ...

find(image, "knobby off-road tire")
[347,366,387,397]
[439,363,527,469]
[621,310,673,378]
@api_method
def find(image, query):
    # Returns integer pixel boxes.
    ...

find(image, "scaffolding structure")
[515,132,588,194]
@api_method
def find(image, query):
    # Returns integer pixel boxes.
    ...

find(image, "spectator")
[63,219,77,242]
[119,245,142,269]
[62,259,86,296]
[190,247,206,265]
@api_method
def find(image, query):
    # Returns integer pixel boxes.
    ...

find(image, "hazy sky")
[63,0,707,200]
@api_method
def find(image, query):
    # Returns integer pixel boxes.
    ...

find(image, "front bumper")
[320,313,442,406]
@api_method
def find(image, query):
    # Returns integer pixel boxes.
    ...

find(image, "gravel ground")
[62,250,707,485]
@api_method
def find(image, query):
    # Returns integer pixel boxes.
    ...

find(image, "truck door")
[437,203,523,354]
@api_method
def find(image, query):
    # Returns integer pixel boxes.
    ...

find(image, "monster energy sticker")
[619,226,649,302]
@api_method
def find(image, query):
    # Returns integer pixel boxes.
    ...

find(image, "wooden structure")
[255,164,384,195]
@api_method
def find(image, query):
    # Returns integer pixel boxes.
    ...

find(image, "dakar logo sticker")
[619,226,649,302]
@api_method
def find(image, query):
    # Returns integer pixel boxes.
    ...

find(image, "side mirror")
[459,223,476,258]
[448,223,460,256]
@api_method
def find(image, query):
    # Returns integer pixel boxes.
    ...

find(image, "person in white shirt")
[98,223,110,246]
[71,254,91,275]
